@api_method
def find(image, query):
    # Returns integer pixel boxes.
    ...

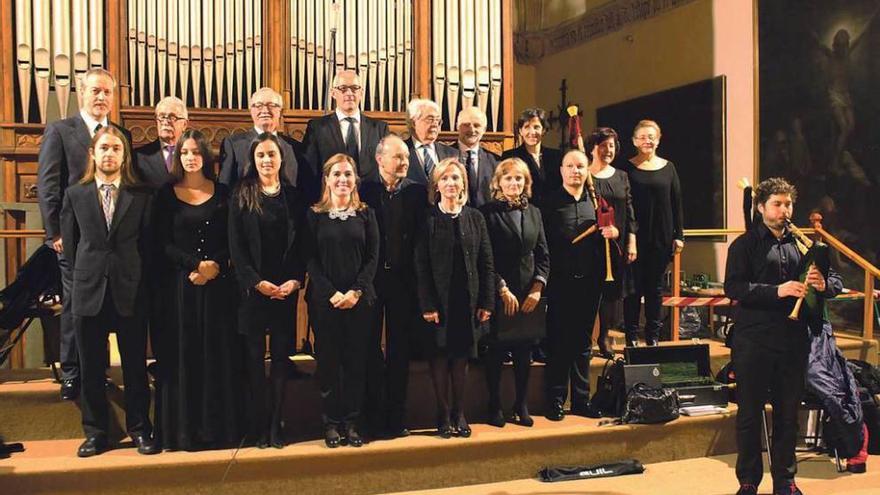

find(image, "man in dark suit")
[456,106,498,207]
[37,68,129,401]
[359,134,427,439]
[303,70,389,196]
[219,87,303,189]
[133,96,189,189]
[404,98,457,185]
[60,126,158,457]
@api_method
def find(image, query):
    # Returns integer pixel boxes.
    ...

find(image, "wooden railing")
[670,219,879,341]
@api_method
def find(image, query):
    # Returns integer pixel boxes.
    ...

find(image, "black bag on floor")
[862,394,880,455]
[848,359,880,396]
[621,383,680,424]
[538,459,645,482]
[592,357,627,417]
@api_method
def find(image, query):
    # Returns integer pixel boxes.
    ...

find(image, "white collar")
[458,142,480,154]
[95,176,121,189]
[336,108,361,123]
[80,110,109,135]
[413,138,434,150]
[254,126,278,136]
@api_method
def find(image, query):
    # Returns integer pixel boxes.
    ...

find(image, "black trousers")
[74,289,150,439]
[545,277,602,409]
[485,340,532,409]
[240,294,297,433]
[365,269,418,430]
[57,250,78,381]
[624,247,670,343]
[733,332,809,488]
[311,300,372,426]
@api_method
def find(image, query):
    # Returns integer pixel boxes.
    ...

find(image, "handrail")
[814,226,880,280]
[0,230,46,239]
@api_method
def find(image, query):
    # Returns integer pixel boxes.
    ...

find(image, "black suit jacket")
[458,146,499,208]
[414,206,495,337]
[38,115,131,240]
[404,138,459,186]
[303,112,389,180]
[60,182,153,317]
[218,129,301,189]
[228,184,306,293]
[501,145,562,208]
[359,175,428,277]
[480,201,550,297]
[133,139,175,190]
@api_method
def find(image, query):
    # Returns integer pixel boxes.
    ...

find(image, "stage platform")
[0,335,875,494]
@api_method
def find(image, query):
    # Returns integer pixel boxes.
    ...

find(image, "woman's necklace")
[328,204,356,220]
[261,183,281,196]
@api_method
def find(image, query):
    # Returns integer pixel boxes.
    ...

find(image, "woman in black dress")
[480,158,549,428]
[306,154,379,448]
[500,108,562,208]
[415,158,494,438]
[229,133,305,449]
[621,120,684,346]
[153,129,240,450]
[586,127,637,358]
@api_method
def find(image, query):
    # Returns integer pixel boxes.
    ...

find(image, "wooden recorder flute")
[785,219,814,321]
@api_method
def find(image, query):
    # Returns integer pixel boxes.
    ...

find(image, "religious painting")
[759,0,880,327]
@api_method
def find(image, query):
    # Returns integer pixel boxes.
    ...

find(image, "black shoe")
[531,347,547,364]
[437,414,454,439]
[571,402,603,419]
[454,413,471,438]
[255,431,270,449]
[846,462,866,474]
[269,423,285,449]
[545,402,565,421]
[345,424,364,447]
[487,408,506,428]
[60,378,80,401]
[773,482,803,495]
[385,426,410,439]
[736,484,758,495]
[132,434,160,455]
[77,436,108,457]
[627,340,639,347]
[324,426,341,448]
[513,404,534,427]
[104,376,115,389]
[646,339,659,347]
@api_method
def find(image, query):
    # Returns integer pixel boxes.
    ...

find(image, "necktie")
[344,117,359,166]
[100,184,116,229]
[93,123,103,136]
[464,150,478,203]
[164,145,175,172]
[422,146,435,178]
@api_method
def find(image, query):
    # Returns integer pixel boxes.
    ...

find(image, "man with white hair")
[456,106,498,207]
[404,98,457,185]
[134,96,189,189]
[218,87,303,188]
[303,70,389,196]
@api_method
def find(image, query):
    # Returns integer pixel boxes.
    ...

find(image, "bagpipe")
[567,106,616,282]
[738,177,829,320]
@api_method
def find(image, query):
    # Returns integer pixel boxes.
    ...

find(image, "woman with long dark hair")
[306,153,379,448]
[153,129,241,450]
[622,120,683,346]
[480,158,549,428]
[415,157,494,438]
[229,133,305,448]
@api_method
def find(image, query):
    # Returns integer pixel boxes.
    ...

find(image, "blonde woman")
[414,158,494,438]
[479,158,549,428]
[305,153,379,448]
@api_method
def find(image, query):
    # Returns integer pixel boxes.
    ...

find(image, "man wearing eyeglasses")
[133,97,189,189]
[219,87,303,188]
[302,70,389,202]
[404,98,457,185]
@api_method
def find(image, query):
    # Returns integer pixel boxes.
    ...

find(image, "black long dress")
[593,168,638,298]
[154,183,241,450]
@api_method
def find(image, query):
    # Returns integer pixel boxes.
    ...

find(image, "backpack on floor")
[847,360,880,396]
[592,357,627,417]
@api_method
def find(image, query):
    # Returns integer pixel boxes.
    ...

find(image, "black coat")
[60,182,153,317]
[359,175,428,277]
[404,138,459,186]
[480,201,549,297]
[458,146,499,208]
[227,185,306,293]
[37,115,131,240]
[218,129,303,189]
[501,145,562,208]
[133,139,175,190]
[414,206,495,338]
[303,112,389,180]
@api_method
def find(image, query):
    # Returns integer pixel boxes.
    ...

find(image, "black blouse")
[593,167,638,242]
[154,183,230,274]
[621,161,683,253]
